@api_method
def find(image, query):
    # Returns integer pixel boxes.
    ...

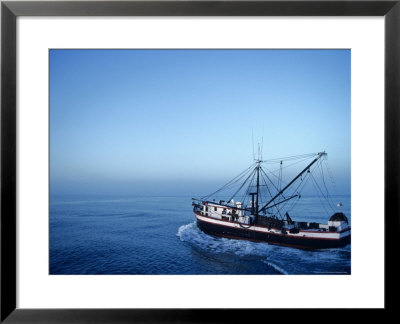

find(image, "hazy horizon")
[50,49,351,197]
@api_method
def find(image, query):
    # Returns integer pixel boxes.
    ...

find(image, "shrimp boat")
[192,152,350,249]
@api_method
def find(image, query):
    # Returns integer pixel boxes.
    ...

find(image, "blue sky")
[50,49,350,196]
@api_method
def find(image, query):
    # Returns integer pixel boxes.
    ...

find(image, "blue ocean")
[49,195,351,275]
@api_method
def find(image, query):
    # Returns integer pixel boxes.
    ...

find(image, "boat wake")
[262,261,289,275]
[177,222,290,274]
[177,222,350,275]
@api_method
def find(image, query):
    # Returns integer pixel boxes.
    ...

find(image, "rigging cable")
[260,167,282,194]
[318,159,331,200]
[271,170,305,219]
[201,162,256,200]
[261,155,315,184]
[262,152,317,163]
[227,168,257,203]
[285,168,313,213]
[325,158,339,197]
[259,167,283,219]
[309,171,335,214]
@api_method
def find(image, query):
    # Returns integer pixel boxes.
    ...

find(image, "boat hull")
[195,213,350,249]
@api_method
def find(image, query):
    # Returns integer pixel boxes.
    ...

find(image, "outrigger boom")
[259,152,326,213]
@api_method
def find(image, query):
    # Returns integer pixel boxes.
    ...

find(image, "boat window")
[214,207,217,211]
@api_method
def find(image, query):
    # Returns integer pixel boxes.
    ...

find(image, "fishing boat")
[192,152,350,249]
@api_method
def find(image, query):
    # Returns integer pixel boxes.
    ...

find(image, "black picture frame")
[1,0,398,322]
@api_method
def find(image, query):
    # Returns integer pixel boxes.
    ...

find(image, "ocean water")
[50,195,351,275]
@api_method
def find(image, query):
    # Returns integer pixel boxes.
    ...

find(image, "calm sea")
[50,195,351,275]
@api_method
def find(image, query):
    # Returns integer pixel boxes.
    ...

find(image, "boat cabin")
[198,201,252,225]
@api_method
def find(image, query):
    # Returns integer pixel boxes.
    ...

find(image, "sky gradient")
[50,49,351,196]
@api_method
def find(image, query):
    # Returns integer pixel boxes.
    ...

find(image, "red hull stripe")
[195,213,348,241]
[194,211,350,235]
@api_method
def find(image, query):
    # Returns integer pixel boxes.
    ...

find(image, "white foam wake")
[263,261,289,275]
[177,222,290,274]
[177,222,351,275]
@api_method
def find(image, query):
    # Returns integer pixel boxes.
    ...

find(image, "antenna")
[261,136,264,160]
[252,131,255,160]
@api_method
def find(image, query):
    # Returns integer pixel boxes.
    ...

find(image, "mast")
[259,152,326,213]
[249,193,256,214]
[254,142,261,221]
[255,160,260,222]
